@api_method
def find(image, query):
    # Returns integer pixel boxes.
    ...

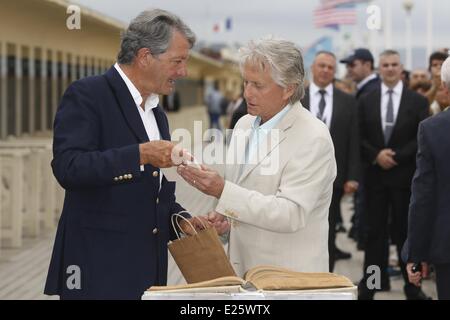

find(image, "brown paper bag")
[168,213,236,284]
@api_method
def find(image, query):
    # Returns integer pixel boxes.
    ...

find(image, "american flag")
[313,0,368,29]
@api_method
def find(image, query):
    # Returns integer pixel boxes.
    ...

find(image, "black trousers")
[435,264,450,300]
[362,184,411,286]
[328,188,343,272]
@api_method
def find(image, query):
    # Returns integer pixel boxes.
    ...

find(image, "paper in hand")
[161,148,202,182]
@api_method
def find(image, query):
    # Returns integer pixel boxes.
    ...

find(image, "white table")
[142,287,357,300]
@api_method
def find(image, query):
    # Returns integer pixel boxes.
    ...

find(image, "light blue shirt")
[245,104,292,164]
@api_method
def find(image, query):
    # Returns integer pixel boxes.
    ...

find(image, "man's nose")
[178,65,188,77]
[244,87,253,100]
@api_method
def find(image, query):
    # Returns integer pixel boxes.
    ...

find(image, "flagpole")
[368,0,378,59]
[403,0,414,71]
[426,0,433,59]
[384,0,392,49]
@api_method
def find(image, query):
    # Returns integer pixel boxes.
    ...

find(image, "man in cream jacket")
[178,37,337,276]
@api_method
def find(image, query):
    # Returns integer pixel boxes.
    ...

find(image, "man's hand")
[177,164,225,198]
[343,181,359,194]
[139,141,188,168]
[178,216,210,236]
[207,211,230,235]
[376,149,398,170]
[407,262,429,287]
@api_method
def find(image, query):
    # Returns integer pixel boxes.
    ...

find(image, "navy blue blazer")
[404,110,450,265]
[44,67,187,299]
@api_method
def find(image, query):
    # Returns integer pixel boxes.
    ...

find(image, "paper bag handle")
[171,212,208,239]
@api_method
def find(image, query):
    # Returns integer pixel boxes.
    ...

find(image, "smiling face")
[140,30,190,96]
[242,62,293,123]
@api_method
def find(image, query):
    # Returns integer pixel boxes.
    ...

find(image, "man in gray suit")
[301,51,360,272]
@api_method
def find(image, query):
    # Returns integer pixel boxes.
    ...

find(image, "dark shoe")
[356,241,366,251]
[387,266,402,278]
[358,281,374,300]
[379,277,391,292]
[404,284,432,300]
[335,248,352,260]
[348,226,358,240]
[335,223,347,233]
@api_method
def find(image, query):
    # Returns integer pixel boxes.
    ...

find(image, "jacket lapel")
[372,88,385,146]
[153,106,171,141]
[302,88,311,110]
[389,89,409,143]
[104,67,149,143]
[329,88,340,136]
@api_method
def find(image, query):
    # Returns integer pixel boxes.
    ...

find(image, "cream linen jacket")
[215,102,337,277]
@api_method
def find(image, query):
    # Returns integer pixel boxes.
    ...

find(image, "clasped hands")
[376,148,398,170]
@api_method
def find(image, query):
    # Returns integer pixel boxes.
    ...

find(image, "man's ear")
[136,48,151,67]
[443,82,450,96]
[283,84,296,100]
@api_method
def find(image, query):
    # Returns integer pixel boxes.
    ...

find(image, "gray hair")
[238,36,306,103]
[380,49,400,58]
[441,57,450,90]
[117,9,196,64]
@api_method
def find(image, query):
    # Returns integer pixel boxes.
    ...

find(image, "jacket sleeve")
[51,81,142,190]
[347,97,361,182]
[393,96,430,164]
[358,97,381,164]
[407,122,436,262]
[215,135,337,233]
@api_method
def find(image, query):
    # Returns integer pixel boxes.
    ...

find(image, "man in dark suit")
[301,51,360,272]
[404,57,450,300]
[162,90,180,112]
[358,50,430,300]
[341,48,381,250]
[229,98,247,130]
[44,9,211,300]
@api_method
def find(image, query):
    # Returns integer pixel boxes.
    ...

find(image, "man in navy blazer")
[405,57,450,300]
[44,9,209,299]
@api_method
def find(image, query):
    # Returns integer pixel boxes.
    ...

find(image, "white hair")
[441,57,450,90]
[238,36,305,103]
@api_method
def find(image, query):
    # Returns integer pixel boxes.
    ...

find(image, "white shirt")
[114,63,163,184]
[381,81,403,134]
[309,82,333,128]
[246,104,292,164]
[357,73,377,90]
